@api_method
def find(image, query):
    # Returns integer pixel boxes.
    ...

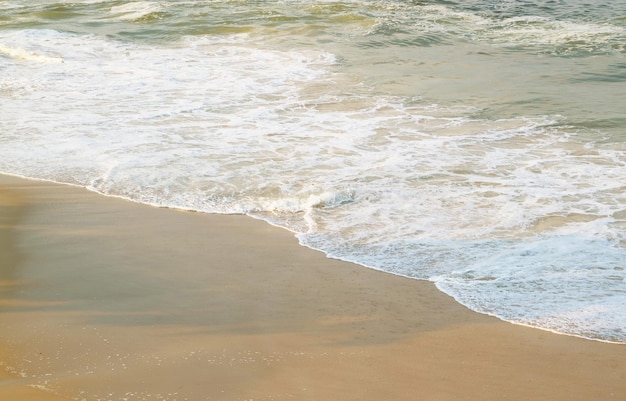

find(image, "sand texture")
[0,174,624,401]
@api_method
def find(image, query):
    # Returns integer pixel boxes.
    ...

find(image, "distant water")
[1,0,625,343]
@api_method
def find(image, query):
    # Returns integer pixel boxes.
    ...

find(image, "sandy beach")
[0,173,624,401]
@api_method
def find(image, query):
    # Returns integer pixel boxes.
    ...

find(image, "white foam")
[495,17,624,50]
[413,4,625,54]
[0,28,337,188]
[433,236,626,342]
[110,1,165,21]
[0,43,63,63]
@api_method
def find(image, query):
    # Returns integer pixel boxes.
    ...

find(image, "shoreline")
[1,173,624,401]
[5,172,622,346]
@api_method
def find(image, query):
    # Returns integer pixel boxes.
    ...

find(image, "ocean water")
[1,0,625,343]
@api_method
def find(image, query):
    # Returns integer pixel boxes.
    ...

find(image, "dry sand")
[0,173,624,401]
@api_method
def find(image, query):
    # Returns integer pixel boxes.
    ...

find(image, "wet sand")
[0,174,624,401]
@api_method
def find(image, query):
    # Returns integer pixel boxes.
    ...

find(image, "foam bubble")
[434,236,626,342]
[392,3,626,55]
[110,1,165,21]
[0,43,63,63]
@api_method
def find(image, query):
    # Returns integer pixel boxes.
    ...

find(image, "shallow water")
[1,0,625,343]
